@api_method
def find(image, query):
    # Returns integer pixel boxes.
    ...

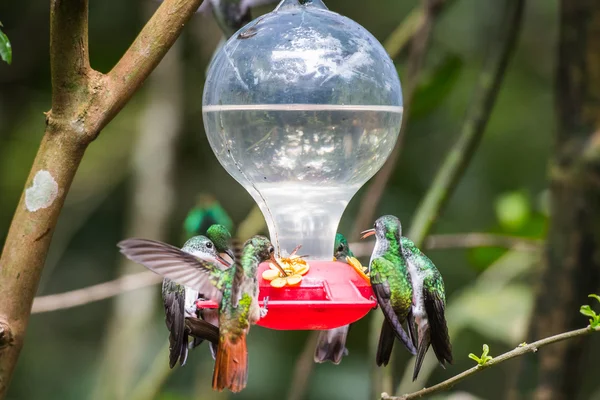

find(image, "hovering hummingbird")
[361,215,417,365]
[196,224,238,359]
[313,233,354,364]
[160,234,229,368]
[401,237,452,381]
[118,235,285,393]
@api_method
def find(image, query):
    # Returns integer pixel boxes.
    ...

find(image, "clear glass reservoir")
[202,0,403,260]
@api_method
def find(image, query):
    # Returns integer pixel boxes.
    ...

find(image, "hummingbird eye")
[268,246,274,254]
[337,244,344,252]
[206,242,213,249]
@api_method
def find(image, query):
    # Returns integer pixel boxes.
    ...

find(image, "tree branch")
[0,0,202,396]
[95,0,202,133]
[50,0,91,117]
[31,271,161,314]
[382,326,600,400]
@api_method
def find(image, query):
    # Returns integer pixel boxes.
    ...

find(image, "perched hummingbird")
[313,233,354,364]
[161,235,229,368]
[361,215,417,366]
[401,237,452,381]
[118,235,284,393]
[183,194,234,242]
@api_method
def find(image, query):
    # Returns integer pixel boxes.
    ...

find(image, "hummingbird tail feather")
[412,323,430,381]
[424,291,453,366]
[212,333,248,393]
[314,326,349,365]
[376,319,395,367]
[209,342,218,360]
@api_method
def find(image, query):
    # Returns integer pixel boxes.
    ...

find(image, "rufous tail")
[212,332,248,393]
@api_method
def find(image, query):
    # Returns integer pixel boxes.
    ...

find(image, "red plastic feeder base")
[195,261,376,330]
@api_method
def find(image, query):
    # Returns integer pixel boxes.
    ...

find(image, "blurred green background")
[1,0,597,399]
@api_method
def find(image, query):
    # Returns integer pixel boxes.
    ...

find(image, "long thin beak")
[269,253,288,276]
[360,229,376,239]
[215,254,230,267]
[225,249,236,262]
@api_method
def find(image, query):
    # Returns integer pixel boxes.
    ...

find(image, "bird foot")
[260,296,269,318]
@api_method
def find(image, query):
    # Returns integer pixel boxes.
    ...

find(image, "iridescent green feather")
[401,237,446,302]
[370,256,413,318]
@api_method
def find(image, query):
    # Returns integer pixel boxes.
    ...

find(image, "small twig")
[423,233,542,252]
[382,326,600,400]
[349,233,541,258]
[31,271,161,314]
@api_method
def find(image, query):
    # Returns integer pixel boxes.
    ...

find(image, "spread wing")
[423,274,452,366]
[118,238,227,303]
[370,258,417,355]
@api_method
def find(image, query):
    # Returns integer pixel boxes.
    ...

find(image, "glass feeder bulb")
[202,0,403,260]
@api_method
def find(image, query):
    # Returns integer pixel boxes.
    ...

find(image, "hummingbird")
[160,235,230,368]
[183,194,234,242]
[197,224,238,359]
[401,237,452,381]
[361,215,417,366]
[118,235,285,393]
[313,233,354,364]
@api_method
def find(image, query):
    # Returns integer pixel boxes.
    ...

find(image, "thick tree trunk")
[511,1,600,399]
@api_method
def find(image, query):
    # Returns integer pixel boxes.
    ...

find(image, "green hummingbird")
[361,215,417,365]
[401,237,452,381]
[118,235,285,393]
[183,194,234,242]
[197,224,237,359]
[313,233,354,364]
[160,235,229,368]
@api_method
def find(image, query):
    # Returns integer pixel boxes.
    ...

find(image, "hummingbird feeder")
[201,0,403,330]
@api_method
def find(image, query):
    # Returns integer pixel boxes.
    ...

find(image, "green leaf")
[410,54,463,119]
[468,353,481,363]
[589,294,600,303]
[0,23,12,65]
[469,344,493,365]
[580,305,596,318]
[481,344,490,358]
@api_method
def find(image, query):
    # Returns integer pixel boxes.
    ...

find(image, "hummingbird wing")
[118,238,228,303]
[370,258,417,355]
[162,279,187,368]
[423,272,452,366]
[314,325,350,365]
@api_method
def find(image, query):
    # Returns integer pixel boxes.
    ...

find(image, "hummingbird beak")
[269,253,288,277]
[225,249,236,263]
[360,229,375,239]
[215,254,230,267]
